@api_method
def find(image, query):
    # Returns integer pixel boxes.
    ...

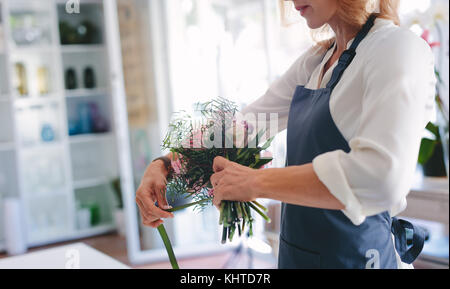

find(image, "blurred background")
[0,0,448,269]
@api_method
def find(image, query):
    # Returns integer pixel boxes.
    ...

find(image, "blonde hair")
[280,0,400,48]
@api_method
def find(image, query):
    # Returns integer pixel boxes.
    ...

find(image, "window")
[165,0,312,112]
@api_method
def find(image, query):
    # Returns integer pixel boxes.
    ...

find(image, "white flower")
[427,0,449,24]
[401,10,427,28]
[401,0,449,29]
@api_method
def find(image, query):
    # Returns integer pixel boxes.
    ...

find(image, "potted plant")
[417,32,449,177]
[418,122,447,177]
[404,2,449,177]
[111,178,126,237]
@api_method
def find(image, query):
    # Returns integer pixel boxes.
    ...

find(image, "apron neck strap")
[326,14,377,90]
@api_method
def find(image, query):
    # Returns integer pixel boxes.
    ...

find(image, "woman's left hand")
[210,156,260,208]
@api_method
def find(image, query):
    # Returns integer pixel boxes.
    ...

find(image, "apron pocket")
[279,237,321,269]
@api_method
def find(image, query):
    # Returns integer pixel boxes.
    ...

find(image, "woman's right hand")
[136,159,174,228]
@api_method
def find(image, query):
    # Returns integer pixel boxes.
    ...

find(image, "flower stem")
[166,198,212,212]
[157,198,211,269]
[157,224,179,269]
[219,202,225,225]
[221,225,227,244]
[251,200,268,212]
[248,203,271,223]
[248,202,271,223]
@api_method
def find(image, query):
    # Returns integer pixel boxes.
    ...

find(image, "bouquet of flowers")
[157,98,273,269]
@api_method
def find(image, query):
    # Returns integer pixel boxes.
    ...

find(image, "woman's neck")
[316,16,361,87]
[327,16,360,53]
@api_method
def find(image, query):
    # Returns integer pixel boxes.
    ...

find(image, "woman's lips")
[295,5,310,16]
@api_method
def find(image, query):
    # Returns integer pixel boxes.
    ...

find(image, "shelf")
[75,223,116,237]
[70,138,118,183]
[0,0,124,251]
[65,88,109,98]
[69,132,113,144]
[60,44,105,54]
[9,45,56,54]
[9,0,53,11]
[73,177,111,190]
[19,141,63,152]
[401,176,449,226]
[27,223,116,249]
[411,176,449,197]
[14,95,62,108]
[25,189,69,201]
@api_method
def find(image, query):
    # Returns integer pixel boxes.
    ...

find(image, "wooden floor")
[0,233,276,269]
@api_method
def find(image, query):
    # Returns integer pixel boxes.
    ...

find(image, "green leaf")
[260,136,275,150]
[435,69,442,84]
[166,198,211,212]
[250,157,273,169]
[418,138,437,165]
[247,129,266,147]
[425,122,440,138]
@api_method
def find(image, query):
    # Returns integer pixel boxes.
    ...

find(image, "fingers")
[211,170,227,208]
[210,170,226,187]
[212,185,230,209]
[139,186,173,218]
[136,198,150,219]
[213,156,229,172]
[136,162,175,228]
[147,197,174,219]
[137,194,173,226]
[212,190,222,209]
[154,182,171,210]
[144,219,164,228]
[136,188,174,220]
[137,196,170,228]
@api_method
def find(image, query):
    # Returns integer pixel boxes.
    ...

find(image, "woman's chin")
[305,19,325,29]
[302,14,326,29]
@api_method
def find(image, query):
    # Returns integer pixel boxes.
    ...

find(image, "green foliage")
[111,178,123,209]
[426,122,440,138]
[418,122,441,165]
[418,138,437,165]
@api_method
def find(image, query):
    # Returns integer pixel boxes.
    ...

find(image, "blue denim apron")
[279,14,426,269]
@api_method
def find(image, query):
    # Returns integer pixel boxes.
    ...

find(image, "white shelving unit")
[0,0,127,251]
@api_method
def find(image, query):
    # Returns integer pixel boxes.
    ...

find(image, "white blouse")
[242,18,436,267]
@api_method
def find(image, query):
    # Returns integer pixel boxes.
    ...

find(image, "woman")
[136,0,436,268]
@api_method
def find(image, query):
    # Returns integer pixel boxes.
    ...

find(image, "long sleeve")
[241,45,325,133]
[312,29,436,225]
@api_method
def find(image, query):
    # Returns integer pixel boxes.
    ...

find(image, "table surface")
[411,176,449,197]
[0,242,130,269]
